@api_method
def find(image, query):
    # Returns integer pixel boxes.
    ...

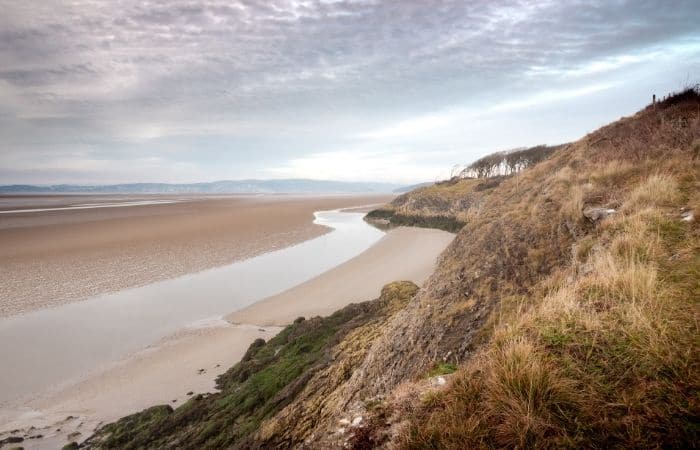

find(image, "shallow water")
[0,210,383,406]
[0,199,181,214]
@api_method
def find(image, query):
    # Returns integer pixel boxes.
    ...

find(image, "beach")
[227,226,455,326]
[0,196,454,448]
[0,194,392,317]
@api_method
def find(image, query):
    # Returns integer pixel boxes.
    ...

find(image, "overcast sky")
[1,0,699,185]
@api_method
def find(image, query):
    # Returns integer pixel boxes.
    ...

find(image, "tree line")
[460,144,564,178]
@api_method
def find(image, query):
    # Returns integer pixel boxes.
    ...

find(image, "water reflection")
[0,210,383,405]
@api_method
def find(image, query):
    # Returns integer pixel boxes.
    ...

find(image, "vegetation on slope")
[365,208,465,233]
[353,87,700,449]
[366,177,496,232]
[366,144,564,233]
[83,282,418,449]
[461,144,565,178]
[397,182,698,448]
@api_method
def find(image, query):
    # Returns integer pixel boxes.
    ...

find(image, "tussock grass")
[398,201,698,448]
[625,174,680,210]
[483,339,580,448]
[587,160,637,187]
[562,183,585,224]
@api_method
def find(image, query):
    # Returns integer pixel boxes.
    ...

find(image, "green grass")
[427,362,457,377]
[366,209,464,233]
[85,282,419,450]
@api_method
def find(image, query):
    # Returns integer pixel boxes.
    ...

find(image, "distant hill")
[0,179,403,194]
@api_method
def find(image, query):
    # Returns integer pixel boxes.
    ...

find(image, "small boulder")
[67,431,81,440]
[583,207,615,223]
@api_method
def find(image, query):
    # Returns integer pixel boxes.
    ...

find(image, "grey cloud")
[0,0,698,183]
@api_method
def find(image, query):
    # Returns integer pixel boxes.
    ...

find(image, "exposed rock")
[431,376,447,387]
[583,207,616,223]
[0,436,24,445]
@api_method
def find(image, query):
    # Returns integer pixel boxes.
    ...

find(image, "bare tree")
[461,144,562,179]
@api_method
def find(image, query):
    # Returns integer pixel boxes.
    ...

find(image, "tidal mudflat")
[0,196,455,448]
[0,194,392,317]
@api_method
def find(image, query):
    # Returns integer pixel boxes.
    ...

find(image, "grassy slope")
[371,91,700,448]
[83,282,418,449]
[366,177,503,232]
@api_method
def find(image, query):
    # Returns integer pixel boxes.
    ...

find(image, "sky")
[1,0,699,185]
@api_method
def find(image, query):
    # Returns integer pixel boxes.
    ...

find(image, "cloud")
[266,149,450,184]
[0,0,698,183]
[356,81,618,142]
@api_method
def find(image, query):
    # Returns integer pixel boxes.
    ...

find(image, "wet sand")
[227,226,455,326]
[0,194,391,317]
[0,224,454,449]
[0,323,282,449]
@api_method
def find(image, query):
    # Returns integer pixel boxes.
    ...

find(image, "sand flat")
[0,224,454,448]
[0,194,391,317]
[0,323,282,449]
[227,226,455,326]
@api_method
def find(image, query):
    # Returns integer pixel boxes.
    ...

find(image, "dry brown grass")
[398,197,698,449]
[393,93,699,449]
[562,183,585,224]
[587,160,636,186]
[483,339,580,448]
[624,174,680,210]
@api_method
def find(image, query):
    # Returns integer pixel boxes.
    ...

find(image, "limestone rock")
[583,207,616,223]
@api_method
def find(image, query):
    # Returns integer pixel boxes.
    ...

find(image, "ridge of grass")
[365,209,465,233]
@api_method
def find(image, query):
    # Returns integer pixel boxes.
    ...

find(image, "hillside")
[80,89,699,449]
